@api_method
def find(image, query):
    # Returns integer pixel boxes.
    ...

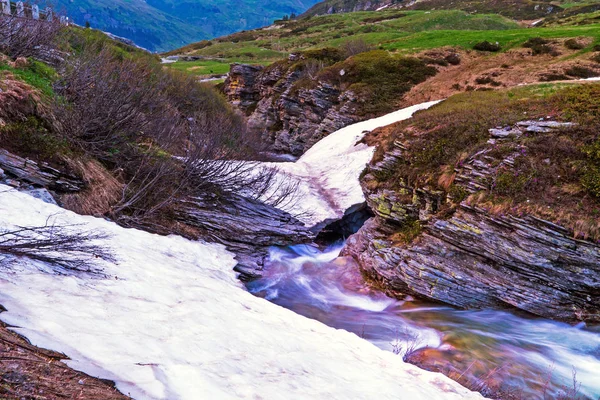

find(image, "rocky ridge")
[224,61,358,156]
[343,120,600,322]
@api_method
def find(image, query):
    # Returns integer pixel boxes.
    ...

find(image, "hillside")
[50,0,321,51]
[165,8,600,85]
[302,0,600,20]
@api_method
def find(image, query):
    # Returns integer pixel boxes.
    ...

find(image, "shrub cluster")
[319,50,437,115]
[0,12,63,59]
[564,38,585,50]
[473,41,501,52]
[581,139,600,197]
[523,37,556,55]
[565,65,597,78]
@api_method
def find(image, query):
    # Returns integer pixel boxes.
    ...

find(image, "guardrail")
[1,0,68,24]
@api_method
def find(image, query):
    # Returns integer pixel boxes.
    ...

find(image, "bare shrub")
[52,47,172,162]
[0,8,63,59]
[0,215,115,273]
[390,327,425,361]
[343,39,374,58]
[52,44,297,228]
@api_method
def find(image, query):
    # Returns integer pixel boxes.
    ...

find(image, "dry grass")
[0,72,42,122]
[403,42,600,106]
[59,158,123,217]
[0,320,128,399]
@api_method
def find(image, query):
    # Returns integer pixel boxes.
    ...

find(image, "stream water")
[247,243,600,399]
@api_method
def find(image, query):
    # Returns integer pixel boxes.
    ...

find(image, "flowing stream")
[247,243,600,399]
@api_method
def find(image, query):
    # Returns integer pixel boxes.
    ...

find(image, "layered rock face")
[223,61,358,156]
[344,121,600,322]
[175,194,314,280]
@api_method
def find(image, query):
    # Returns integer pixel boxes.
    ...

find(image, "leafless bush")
[52,47,173,162]
[343,39,374,58]
[390,327,425,361]
[52,44,298,227]
[0,216,115,273]
[0,8,62,59]
[304,59,326,80]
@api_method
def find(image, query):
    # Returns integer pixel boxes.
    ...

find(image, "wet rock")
[344,206,600,322]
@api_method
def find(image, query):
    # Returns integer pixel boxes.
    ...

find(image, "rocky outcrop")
[225,64,265,112]
[344,120,600,322]
[175,193,315,280]
[223,60,359,156]
[0,149,83,192]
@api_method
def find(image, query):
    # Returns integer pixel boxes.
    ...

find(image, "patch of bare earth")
[403,41,600,105]
[0,319,128,400]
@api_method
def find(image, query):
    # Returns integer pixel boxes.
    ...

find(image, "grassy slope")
[163,10,520,75]
[302,0,600,20]
[164,8,600,78]
[368,82,600,239]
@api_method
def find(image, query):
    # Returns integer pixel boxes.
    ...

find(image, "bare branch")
[0,214,115,274]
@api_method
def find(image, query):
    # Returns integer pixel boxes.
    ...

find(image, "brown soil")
[403,41,600,106]
[0,319,128,400]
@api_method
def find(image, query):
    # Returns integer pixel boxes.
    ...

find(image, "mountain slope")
[302,0,600,20]
[51,0,321,52]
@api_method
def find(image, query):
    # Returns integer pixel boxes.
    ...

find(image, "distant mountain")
[301,0,600,20]
[51,0,322,52]
[301,0,399,16]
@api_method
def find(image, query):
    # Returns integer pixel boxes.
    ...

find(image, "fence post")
[31,3,38,19]
[16,1,24,17]
[1,0,11,15]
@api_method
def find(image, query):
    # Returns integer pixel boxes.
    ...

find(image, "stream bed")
[247,243,600,399]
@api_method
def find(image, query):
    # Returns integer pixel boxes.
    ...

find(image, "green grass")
[166,10,521,76]
[382,24,600,53]
[167,9,600,78]
[172,10,518,60]
[163,59,272,77]
[0,60,57,97]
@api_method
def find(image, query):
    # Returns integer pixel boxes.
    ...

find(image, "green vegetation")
[319,50,437,115]
[473,40,502,51]
[0,60,57,97]
[168,9,600,79]
[164,58,272,77]
[0,117,69,161]
[582,139,600,197]
[383,24,600,53]
[52,0,321,52]
[370,82,600,239]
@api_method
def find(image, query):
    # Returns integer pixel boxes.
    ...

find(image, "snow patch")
[264,100,442,227]
[0,184,480,399]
